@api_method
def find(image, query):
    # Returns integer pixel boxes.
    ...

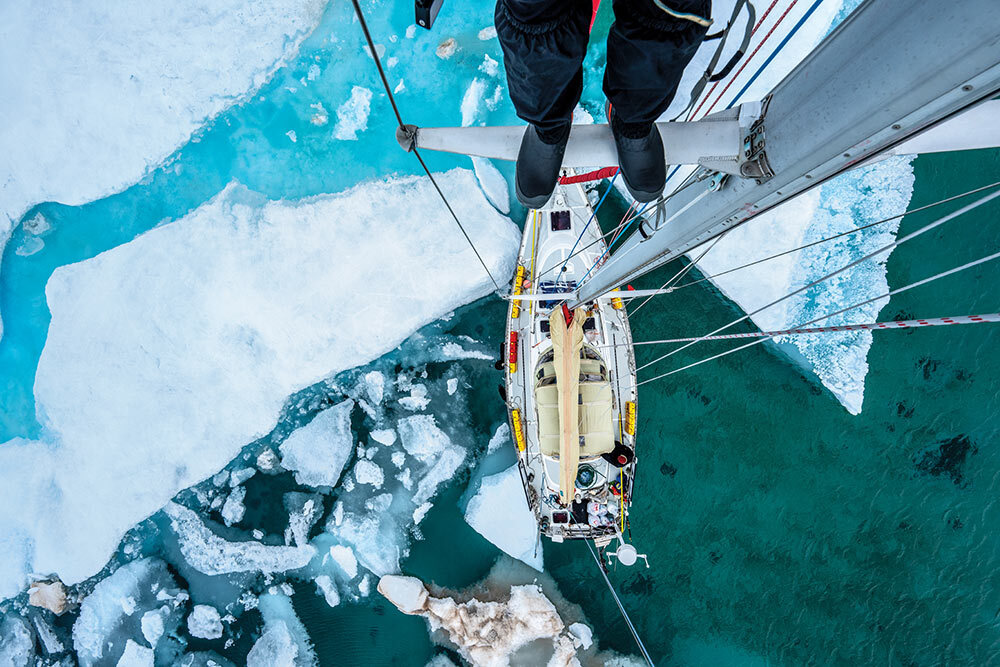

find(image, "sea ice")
[371,429,397,446]
[164,503,315,576]
[117,639,154,667]
[0,614,33,667]
[354,460,385,488]
[279,400,355,488]
[332,86,373,141]
[72,558,187,667]
[187,605,223,640]
[220,486,247,527]
[314,575,340,607]
[248,593,316,667]
[465,464,543,571]
[0,0,327,244]
[0,168,517,599]
[378,575,579,666]
[472,158,511,215]
[328,545,359,579]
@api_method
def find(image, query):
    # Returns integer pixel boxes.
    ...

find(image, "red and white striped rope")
[630,313,1000,346]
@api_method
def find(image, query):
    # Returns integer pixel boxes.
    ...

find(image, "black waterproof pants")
[495,0,710,135]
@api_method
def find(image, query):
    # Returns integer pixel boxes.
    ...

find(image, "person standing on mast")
[495,0,710,208]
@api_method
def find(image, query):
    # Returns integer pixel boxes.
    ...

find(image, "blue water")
[2,0,1000,665]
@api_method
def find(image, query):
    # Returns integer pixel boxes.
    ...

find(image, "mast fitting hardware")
[739,95,773,183]
[396,124,418,152]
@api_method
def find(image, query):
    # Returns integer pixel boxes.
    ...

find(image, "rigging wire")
[556,173,620,278]
[348,0,500,292]
[637,249,1000,385]
[628,229,730,316]
[534,171,707,284]
[579,201,651,284]
[602,312,1000,347]
[635,185,1000,374]
[583,538,655,666]
[645,179,1000,297]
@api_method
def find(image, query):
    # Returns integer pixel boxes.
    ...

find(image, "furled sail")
[551,306,586,505]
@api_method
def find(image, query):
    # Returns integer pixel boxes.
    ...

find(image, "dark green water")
[290,147,1000,666]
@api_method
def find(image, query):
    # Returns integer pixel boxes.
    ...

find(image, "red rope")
[695,0,798,120]
[558,166,619,185]
[688,0,783,120]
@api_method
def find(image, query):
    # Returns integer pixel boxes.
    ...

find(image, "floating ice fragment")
[478,26,498,40]
[164,503,314,576]
[309,102,329,126]
[354,459,385,489]
[117,639,154,667]
[141,607,169,648]
[361,371,385,405]
[333,87,373,140]
[399,384,431,411]
[328,545,359,579]
[413,502,432,525]
[447,378,458,395]
[394,79,406,94]
[479,54,500,77]
[436,38,458,59]
[188,605,223,640]
[286,130,297,143]
[314,575,340,607]
[569,622,594,649]
[487,423,511,455]
[405,25,417,39]
[230,468,256,487]
[279,400,355,488]
[307,64,320,81]
[221,486,246,527]
[249,593,316,667]
[378,575,577,666]
[371,429,397,446]
[465,464,543,571]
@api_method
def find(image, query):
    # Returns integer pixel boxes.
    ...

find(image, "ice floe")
[165,503,315,576]
[0,168,517,599]
[0,0,327,238]
[279,400,355,488]
[187,605,223,640]
[378,575,578,666]
[332,86,373,141]
[71,558,188,666]
[248,592,316,667]
[465,464,542,571]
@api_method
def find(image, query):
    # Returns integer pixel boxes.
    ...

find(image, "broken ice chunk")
[221,486,246,527]
[279,400,355,488]
[188,605,223,640]
[164,503,314,576]
[353,459,384,488]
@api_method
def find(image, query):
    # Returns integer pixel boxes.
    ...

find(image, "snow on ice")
[0,0,327,249]
[465,464,543,571]
[332,86,373,141]
[247,592,316,667]
[0,168,518,599]
[279,399,355,488]
[187,605,223,640]
[165,503,315,576]
[72,558,188,666]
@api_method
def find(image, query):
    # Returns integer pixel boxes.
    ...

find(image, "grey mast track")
[570,0,1000,306]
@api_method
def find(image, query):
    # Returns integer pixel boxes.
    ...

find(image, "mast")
[570,0,1000,307]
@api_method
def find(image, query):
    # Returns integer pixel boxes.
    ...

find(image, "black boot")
[609,108,665,203]
[515,124,570,209]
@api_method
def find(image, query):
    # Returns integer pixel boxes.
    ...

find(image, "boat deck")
[505,175,638,544]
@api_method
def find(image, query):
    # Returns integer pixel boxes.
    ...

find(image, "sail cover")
[551,306,586,505]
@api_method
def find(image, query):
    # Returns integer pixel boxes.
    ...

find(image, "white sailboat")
[397,0,1000,564]
[503,174,639,547]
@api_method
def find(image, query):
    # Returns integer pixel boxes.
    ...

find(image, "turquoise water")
[2,0,999,664]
